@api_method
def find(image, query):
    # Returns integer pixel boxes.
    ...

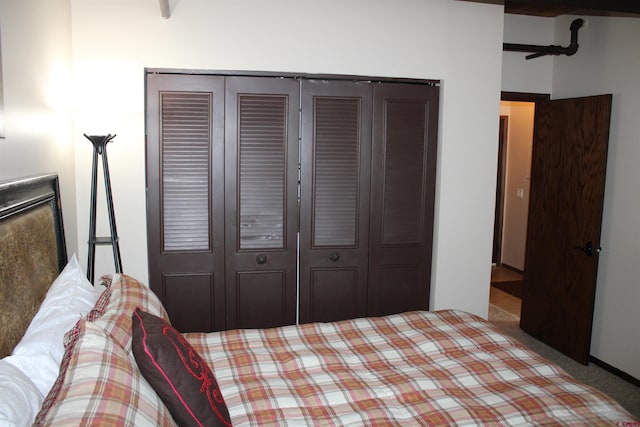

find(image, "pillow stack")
[0,254,103,427]
[2,259,232,427]
[33,273,175,425]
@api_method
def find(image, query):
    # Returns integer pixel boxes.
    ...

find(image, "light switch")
[516,188,525,199]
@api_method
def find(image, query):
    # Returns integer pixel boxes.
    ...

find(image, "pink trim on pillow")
[134,309,205,427]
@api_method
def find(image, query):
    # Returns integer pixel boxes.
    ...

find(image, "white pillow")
[0,357,44,427]
[6,254,105,397]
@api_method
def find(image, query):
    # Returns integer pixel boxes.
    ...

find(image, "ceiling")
[461,0,640,17]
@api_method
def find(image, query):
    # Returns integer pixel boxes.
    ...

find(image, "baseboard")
[589,355,640,387]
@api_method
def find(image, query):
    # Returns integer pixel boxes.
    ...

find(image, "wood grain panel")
[521,94,612,364]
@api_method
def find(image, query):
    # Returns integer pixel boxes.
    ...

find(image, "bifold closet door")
[367,83,439,316]
[299,80,372,324]
[146,74,226,332]
[224,77,300,329]
[147,72,440,331]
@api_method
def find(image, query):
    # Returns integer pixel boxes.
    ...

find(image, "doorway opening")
[489,98,536,322]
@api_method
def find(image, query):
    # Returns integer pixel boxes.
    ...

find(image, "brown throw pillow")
[132,308,232,427]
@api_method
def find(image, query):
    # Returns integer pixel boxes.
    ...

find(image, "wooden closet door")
[367,83,439,316]
[299,80,372,323]
[146,74,226,332]
[224,77,300,329]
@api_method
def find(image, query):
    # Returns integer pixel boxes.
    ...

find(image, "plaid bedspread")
[186,310,635,426]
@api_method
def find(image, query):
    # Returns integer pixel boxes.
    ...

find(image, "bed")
[1,174,637,426]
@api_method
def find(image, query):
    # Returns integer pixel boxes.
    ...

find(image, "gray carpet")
[490,319,640,419]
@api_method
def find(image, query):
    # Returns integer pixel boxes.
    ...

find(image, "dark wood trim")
[146,68,440,87]
[589,356,640,387]
[459,0,640,17]
[501,263,524,275]
[493,116,508,265]
[0,174,67,271]
[501,92,550,103]
[504,0,640,15]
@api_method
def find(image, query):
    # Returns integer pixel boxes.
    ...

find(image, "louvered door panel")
[238,95,286,250]
[225,77,299,329]
[146,74,226,333]
[161,92,211,251]
[299,80,372,323]
[313,98,359,246]
[368,83,439,317]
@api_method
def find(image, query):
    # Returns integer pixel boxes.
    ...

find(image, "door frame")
[492,115,508,265]
[501,92,550,103]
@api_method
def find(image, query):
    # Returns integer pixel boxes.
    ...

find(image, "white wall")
[70,0,504,317]
[502,13,640,379]
[0,0,77,257]
[501,14,554,94]
[552,15,640,379]
[430,1,504,316]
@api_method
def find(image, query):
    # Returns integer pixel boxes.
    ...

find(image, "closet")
[146,71,439,332]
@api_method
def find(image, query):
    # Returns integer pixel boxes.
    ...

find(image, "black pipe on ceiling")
[503,18,584,60]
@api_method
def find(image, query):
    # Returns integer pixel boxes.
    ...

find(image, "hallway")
[489,265,523,321]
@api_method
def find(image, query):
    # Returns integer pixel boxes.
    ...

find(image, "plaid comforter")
[186,310,635,426]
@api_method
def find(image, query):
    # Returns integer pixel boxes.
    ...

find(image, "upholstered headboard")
[0,174,67,358]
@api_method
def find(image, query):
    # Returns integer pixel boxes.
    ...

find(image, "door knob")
[574,241,601,257]
[329,251,340,262]
[256,254,267,264]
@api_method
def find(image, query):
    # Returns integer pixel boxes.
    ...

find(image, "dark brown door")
[299,80,372,323]
[224,77,300,329]
[520,94,612,364]
[146,74,226,332]
[367,83,439,316]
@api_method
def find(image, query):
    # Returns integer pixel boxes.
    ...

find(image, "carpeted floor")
[490,319,640,419]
